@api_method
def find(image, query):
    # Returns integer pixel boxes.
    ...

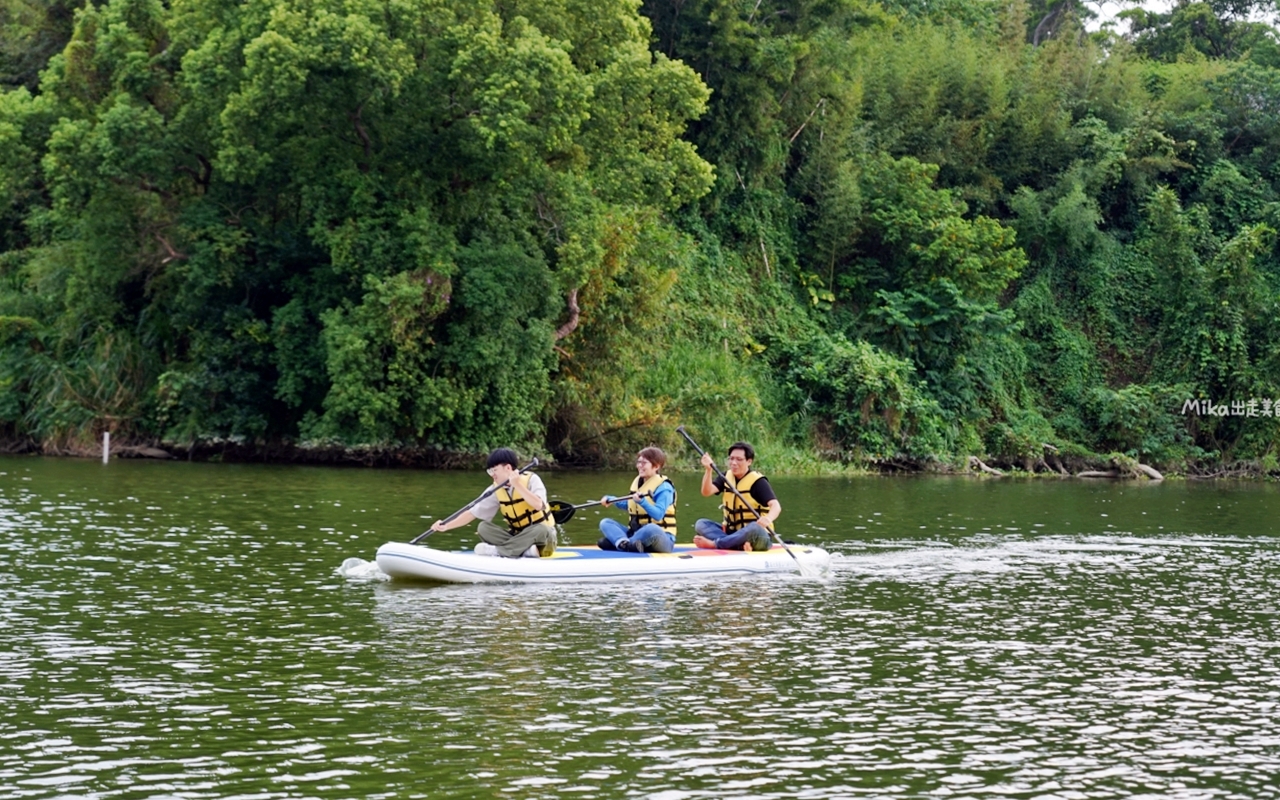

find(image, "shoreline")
[1,436,1272,480]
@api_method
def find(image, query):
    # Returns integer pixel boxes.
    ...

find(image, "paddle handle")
[410,458,538,544]
[675,426,707,459]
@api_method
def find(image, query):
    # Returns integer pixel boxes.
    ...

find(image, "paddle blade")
[549,500,576,525]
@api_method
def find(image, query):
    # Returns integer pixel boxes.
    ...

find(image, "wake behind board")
[375,541,831,584]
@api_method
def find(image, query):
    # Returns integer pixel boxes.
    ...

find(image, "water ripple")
[3,461,1280,799]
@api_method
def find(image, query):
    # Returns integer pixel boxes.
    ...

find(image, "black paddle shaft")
[675,426,799,563]
[549,494,638,525]
[409,458,539,544]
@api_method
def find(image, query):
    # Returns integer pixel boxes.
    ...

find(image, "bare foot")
[693,535,717,549]
[742,542,752,552]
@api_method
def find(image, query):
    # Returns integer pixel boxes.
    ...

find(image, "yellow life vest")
[627,473,678,536]
[497,475,550,532]
[722,470,772,533]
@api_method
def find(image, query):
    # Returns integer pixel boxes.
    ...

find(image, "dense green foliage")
[3,0,1280,472]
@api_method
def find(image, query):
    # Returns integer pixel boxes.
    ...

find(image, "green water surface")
[2,456,1278,799]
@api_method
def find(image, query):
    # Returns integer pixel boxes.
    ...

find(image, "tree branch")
[554,287,580,341]
[156,233,188,264]
[349,104,372,172]
[789,97,826,143]
[1033,0,1074,45]
[176,153,213,191]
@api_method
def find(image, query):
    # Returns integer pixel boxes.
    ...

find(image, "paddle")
[548,495,638,525]
[675,426,806,568]
[409,458,539,544]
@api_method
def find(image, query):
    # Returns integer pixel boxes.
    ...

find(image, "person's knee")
[649,534,675,553]
[629,524,658,551]
[600,518,627,538]
[694,518,722,536]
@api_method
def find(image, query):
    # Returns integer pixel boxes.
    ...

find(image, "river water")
[2,456,1278,799]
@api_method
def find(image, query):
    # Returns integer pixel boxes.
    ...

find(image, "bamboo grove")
[2,0,1280,473]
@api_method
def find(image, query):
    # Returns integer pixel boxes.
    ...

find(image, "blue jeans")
[694,518,772,551]
[598,518,675,553]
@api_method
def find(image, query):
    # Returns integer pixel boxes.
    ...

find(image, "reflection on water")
[2,456,1279,799]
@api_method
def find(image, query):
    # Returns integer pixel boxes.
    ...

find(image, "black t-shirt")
[712,473,776,506]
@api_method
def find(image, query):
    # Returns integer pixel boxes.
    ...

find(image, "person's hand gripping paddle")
[676,427,813,575]
[409,458,539,545]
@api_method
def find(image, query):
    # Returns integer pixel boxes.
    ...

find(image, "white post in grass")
[103,431,110,464]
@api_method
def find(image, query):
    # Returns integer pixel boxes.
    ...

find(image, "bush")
[771,331,944,460]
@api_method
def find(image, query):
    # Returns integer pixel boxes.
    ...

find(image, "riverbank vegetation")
[3,0,1280,475]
